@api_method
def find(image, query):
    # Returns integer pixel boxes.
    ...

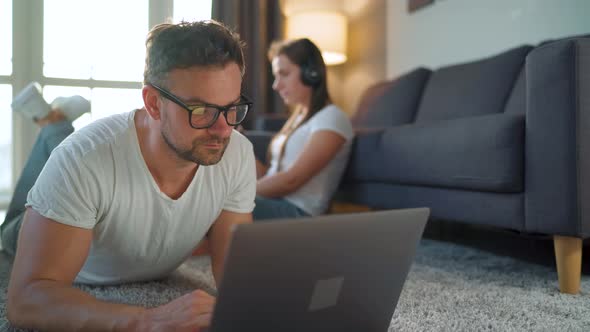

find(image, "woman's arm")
[257,130,346,198]
[255,158,269,179]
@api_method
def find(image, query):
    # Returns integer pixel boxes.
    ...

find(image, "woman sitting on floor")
[253,38,354,221]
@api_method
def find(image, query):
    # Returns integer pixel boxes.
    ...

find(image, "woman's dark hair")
[144,20,245,87]
[268,38,331,118]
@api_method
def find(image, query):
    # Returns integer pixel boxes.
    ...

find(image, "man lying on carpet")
[3,20,255,331]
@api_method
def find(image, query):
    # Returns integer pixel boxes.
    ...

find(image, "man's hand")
[136,290,215,331]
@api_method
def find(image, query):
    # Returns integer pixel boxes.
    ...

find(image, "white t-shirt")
[26,110,256,285]
[266,105,354,216]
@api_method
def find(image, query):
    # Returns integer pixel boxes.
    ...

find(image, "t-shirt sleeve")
[26,146,100,229]
[309,106,354,141]
[223,136,257,213]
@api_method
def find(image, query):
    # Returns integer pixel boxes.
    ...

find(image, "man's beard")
[161,128,230,165]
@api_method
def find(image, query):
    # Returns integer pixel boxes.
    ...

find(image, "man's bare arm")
[208,210,253,285]
[6,208,147,331]
[7,208,215,331]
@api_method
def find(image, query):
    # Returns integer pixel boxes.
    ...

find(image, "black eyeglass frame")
[149,83,253,129]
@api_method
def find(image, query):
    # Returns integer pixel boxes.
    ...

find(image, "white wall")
[330,0,386,115]
[387,0,590,78]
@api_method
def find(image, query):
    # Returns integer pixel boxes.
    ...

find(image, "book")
[11,82,51,120]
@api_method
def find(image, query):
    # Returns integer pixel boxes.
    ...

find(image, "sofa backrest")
[413,45,533,123]
[503,67,526,115]
[352,68,431,129]
[537,33,590,47]
[502,34,590,116]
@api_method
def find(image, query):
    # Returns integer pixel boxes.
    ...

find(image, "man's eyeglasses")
[149,83,253,129]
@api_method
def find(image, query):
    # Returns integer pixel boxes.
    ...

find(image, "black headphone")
[299,39,322,87]
[301,61,321,86]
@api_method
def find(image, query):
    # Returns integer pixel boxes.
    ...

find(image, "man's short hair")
[144,20,245,86]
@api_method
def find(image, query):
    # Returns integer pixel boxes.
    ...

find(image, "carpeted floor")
[0,237,589,331]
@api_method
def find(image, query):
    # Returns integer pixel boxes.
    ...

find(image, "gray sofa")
[248,35,590,293]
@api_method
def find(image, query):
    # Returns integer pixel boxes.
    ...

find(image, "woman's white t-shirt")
[26,110,256,285]
[266,104,354,216]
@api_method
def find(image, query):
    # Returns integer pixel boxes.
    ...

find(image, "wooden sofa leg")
[553,235,582,294]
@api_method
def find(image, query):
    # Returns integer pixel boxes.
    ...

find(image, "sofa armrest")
[525,37,590,237]
[244,130,274,164]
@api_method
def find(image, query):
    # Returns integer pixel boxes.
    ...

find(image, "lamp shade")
[287,11,348,65]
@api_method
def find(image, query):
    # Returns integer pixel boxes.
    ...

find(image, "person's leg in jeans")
[193,196,311,256]
[0,120,73,257]
[253,196,310,221]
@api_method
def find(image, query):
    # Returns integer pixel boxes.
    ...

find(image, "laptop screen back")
[210,208,429,332]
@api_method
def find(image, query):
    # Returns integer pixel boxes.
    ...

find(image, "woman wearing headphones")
[253,38,354,221]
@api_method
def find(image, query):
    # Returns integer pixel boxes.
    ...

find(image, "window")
[43,0,147,130]
[0,85,12,194]
[0,209,4,249]
[173,0,212,23]
[42,0,214,126]
[44,0,147,81]
[0,208,5,249]
[2,0,212,210]
[0,0,11,75]
[0,0,12,201]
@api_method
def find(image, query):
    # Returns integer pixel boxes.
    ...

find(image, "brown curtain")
[212,0,286,129]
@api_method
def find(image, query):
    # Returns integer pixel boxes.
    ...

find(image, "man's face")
[159,63,242,165]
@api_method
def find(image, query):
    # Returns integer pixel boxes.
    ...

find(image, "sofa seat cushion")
[345,113,524,193]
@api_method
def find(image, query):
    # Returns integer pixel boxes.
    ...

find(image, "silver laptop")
[210,208,430,332]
